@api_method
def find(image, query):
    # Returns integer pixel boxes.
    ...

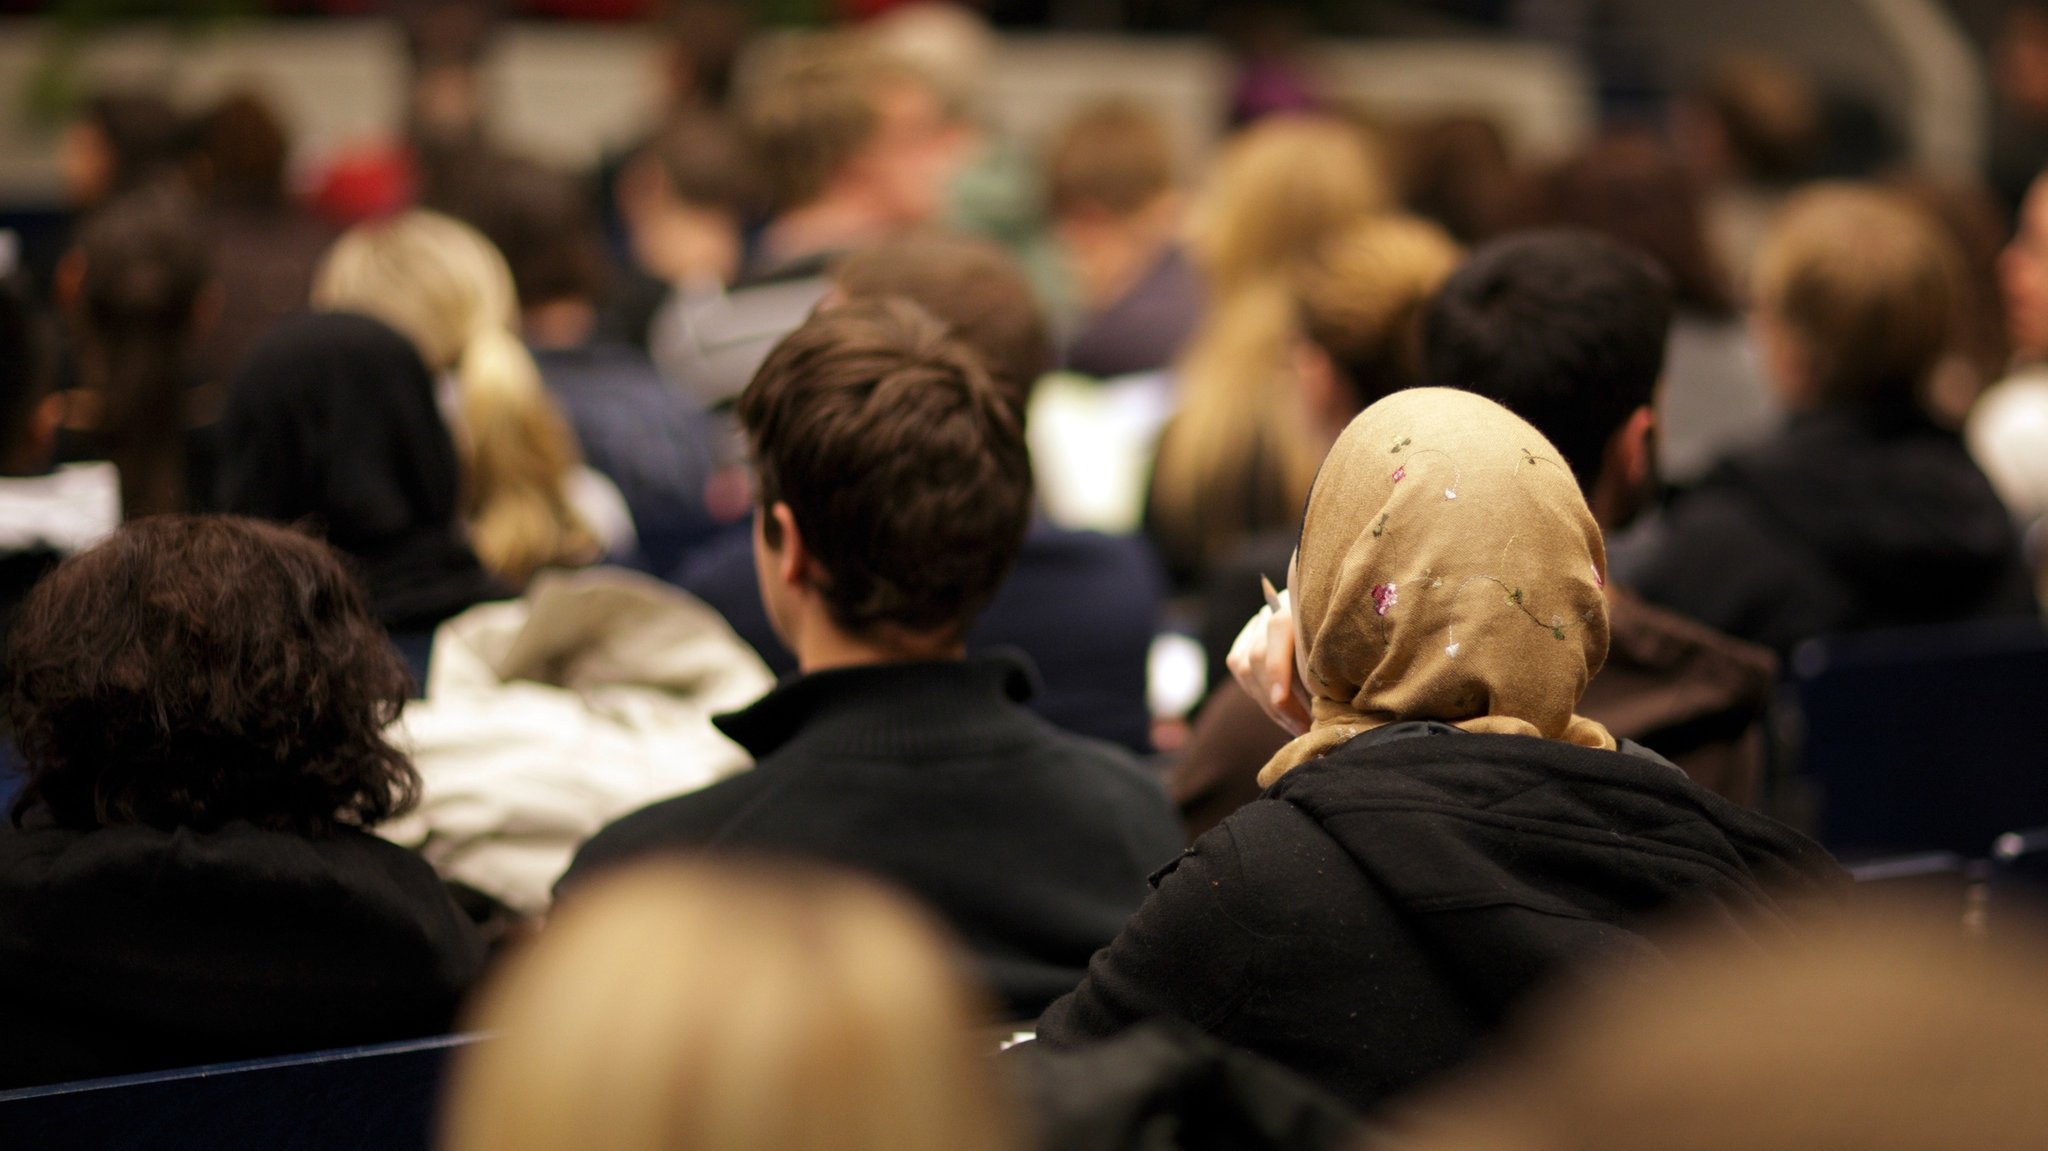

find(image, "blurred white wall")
[0,19,1595,202]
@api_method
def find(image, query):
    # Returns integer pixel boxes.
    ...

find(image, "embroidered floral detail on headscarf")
[1372,582,1398,616]
[1258,388,1616,788]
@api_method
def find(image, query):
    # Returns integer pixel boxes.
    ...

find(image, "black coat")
[0,813,485,1089]
[1625,401,2037,657]
[560,656,1185,1017]
[1035,723,1844,1115]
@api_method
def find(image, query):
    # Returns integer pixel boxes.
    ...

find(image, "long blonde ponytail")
[457,327,600,587]
[1150,116,1390,574]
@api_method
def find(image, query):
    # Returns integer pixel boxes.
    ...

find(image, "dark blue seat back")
[0,1034,479,1151]
[0,737,22,814]
[1783,617,2048,859]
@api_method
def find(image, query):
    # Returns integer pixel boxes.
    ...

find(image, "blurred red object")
[310,142,416,226]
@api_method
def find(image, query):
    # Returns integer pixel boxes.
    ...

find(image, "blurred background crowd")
[8,1,2048,1147]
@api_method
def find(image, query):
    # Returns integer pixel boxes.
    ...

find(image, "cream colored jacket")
[379,567,773,917]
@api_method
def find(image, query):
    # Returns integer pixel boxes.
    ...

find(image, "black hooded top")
[1034,722,1845,1116]
[1627,401,2037,657]
[215,312,499,633]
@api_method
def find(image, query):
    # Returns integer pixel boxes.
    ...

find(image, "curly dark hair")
[7,516,420,836]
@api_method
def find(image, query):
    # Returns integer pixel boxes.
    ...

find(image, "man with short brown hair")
[741,41,958,268]
[564,300,1182,1018]
[740,297,1033,658]
[1046,99,1202,379]
[657,35,966,408]
[675,232,1166,752]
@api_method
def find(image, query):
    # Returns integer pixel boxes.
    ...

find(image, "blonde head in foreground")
[1386,900,2048,1151]
[441,860,1021,1151]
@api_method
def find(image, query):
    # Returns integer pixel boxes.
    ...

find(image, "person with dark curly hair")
[0,516,484,1090]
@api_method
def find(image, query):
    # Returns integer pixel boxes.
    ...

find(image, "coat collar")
[713,651,1041,761]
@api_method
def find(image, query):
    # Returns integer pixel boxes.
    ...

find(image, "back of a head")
[660,0,752,110]
[223,311,456,549]
[1188,115,1391,293]
[193,90,292,211]
[7,515,416,836]
[445,155,608,310]
[1753,183,1960,408]
[77,92,187,202]
[313,208,514,372]
[1294,213,1462,411]
[1697,52,1821,185]
[866,1,994,125]
[741,36,926,215]
[739,298,1032,642]
[74,182,211,334]
[1390,903,2048,1151]
[649,109,756,212]
[1421,229,1672,491]
[833,232,1050,405]
[1397,114,1515,245]
[71,181,212,517]
[1532,133,1732,316]
[1046,98,1178,221]
[444,859,1019,1151]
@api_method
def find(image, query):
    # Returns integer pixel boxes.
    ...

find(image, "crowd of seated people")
[4,5,2048,1149]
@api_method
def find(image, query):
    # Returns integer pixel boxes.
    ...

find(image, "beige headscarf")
[1260,387,1616,786]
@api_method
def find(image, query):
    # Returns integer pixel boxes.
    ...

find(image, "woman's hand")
[1226,591,1312,736]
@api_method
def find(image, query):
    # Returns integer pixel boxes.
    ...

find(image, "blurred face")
[58,122,113,209]
[2001,176,2048,361]
[2001,178,2048,362]
[2001,8,2048,121]
[850,80,965,228]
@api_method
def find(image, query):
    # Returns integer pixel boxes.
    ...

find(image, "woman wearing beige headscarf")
[1033,388,1842,1116]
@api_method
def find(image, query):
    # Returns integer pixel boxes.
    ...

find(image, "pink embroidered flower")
[1390,465,1406,484]
[1591,562,1605,589]
[1372,582,1398,616]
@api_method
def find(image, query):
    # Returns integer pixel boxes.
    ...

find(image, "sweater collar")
[713,652,1040,760]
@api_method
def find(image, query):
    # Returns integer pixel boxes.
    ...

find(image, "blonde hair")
[442,860,1021,1151]
[1391,903,2048,1151]
[1153,116,1392,570]
[1752,184,1961,406]
[1294,214,1462,406]
[313,210,597,586]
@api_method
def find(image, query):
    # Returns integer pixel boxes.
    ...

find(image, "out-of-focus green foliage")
[22,0,259,126]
